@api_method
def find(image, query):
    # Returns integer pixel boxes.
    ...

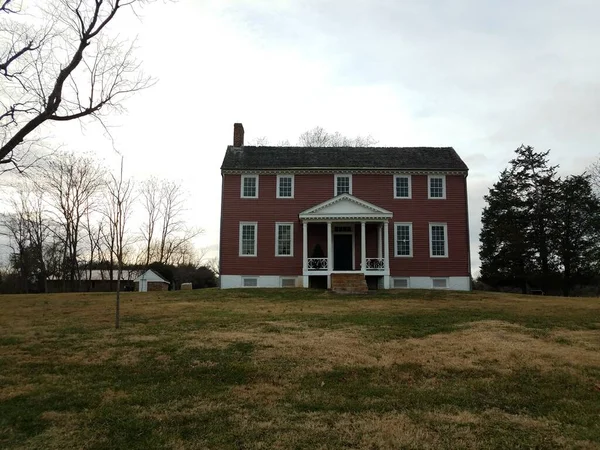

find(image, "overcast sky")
[5,0,600,274]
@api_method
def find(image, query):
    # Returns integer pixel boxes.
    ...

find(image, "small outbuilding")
[135,269,170,292]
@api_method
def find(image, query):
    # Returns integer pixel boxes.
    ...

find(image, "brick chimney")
[233,123,244,147]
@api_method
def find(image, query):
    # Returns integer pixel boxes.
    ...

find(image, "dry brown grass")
[1,289,599,449]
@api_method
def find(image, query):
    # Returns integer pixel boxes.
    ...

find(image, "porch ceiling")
[299,194,393,221]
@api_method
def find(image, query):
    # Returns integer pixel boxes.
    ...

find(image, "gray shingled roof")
[221,146,468,171]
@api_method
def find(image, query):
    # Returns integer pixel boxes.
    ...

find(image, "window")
[429,223,448,257]
[280,278,296,288]
[243,277,258,287]
[432,278,448,289]
[277,175,294,198]
[393,278,410,289]
[275,223,293,256]
[239,222,257,256]
[394,223,413,257]
[241,175,258,198]
[335,174,352,195]
[394,175,412,199]
[428,175,446,199]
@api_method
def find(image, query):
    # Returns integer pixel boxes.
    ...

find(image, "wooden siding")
[220,173,469,277]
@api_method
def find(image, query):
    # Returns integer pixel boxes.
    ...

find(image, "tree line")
[479,145,600,296]
[0,151,214,294]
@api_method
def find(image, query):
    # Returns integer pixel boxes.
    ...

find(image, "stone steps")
[331,273,368,293]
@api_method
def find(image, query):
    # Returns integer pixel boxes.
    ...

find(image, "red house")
[220,123,471,291]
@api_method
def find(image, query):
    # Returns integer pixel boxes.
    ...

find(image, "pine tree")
[510,145,559,287]
[553,174,600,295]
[480,145,559,292]
[479,169,531,291]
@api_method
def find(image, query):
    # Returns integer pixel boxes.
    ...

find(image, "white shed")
[134,269,170,292]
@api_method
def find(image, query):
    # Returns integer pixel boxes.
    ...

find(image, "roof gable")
[299,194,392,221]
[134,269,170,284]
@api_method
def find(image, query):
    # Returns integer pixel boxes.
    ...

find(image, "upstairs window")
[275,223,293,256]
[277,175,294,198]
[335,174,352,196]
[239,222,257,256]
[430,223,448,257]
[428,175,446,199]
[241,175,258,198]
[394,175,412,199]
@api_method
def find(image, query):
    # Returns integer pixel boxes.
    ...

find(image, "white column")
[361,221,366,273]
[303,221,308,275]
[383,221,390,274]
[377,223,382,259]
[327,221,333,288]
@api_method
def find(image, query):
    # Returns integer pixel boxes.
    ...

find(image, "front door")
[334,234,353,270]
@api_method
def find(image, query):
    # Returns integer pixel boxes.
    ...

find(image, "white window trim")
[242,277,259,288]
[334,174,353,196]
[393,174,412,199]
[432,277,449,289]
[429,222,448,258]
[275,222,294,257]
[240,174,259,198]
[428,174,446,199]
[239,222,258,257]
[393,277,410,289]
[280,277,296,287]
[276,174,294,199]
[394,222,413,257]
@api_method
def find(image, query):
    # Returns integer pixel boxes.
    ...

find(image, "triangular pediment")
[299,194,392,220]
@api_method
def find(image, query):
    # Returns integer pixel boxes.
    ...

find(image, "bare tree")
[205,256,219,277]
[100,204,117,288]
[0,0,155,172]
[139,176,160,266]
[298,126,377,147]
[104,157,134,328]
[157,180,203,265]
[138,178,203,266]
[41,151,105,289]
[588,156,600,196]
[82,203,104,282]
[0,209,29,292]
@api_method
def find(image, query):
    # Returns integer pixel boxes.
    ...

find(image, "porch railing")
[307,258,328,271]
[365,258,385,271]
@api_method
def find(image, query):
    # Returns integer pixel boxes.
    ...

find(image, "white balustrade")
[307,258,328,271]
[365,258,385,271]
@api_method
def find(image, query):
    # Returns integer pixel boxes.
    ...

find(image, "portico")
[299,194,393,289]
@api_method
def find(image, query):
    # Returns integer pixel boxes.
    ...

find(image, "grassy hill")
[1,289,599,449]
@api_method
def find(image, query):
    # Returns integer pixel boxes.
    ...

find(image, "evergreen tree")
[510,145,559,285]
[553,174,600,295]
[480,145,559,292]
[480,169,532,291]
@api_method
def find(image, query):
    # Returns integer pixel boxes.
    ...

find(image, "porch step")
[331,273,368,294]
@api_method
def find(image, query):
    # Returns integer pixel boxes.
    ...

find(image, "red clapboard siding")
[220,173,469,277]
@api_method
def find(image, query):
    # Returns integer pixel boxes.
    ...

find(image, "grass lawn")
[0,288,599,449]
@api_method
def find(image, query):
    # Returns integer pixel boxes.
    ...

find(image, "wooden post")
[303,221,308,274]
[361,221,366,272]
[383,221,390,272]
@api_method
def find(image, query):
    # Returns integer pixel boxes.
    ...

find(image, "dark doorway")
[334,234,353,270]
[309,276,327,289]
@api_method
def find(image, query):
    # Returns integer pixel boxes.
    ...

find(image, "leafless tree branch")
[0,0,156,172]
